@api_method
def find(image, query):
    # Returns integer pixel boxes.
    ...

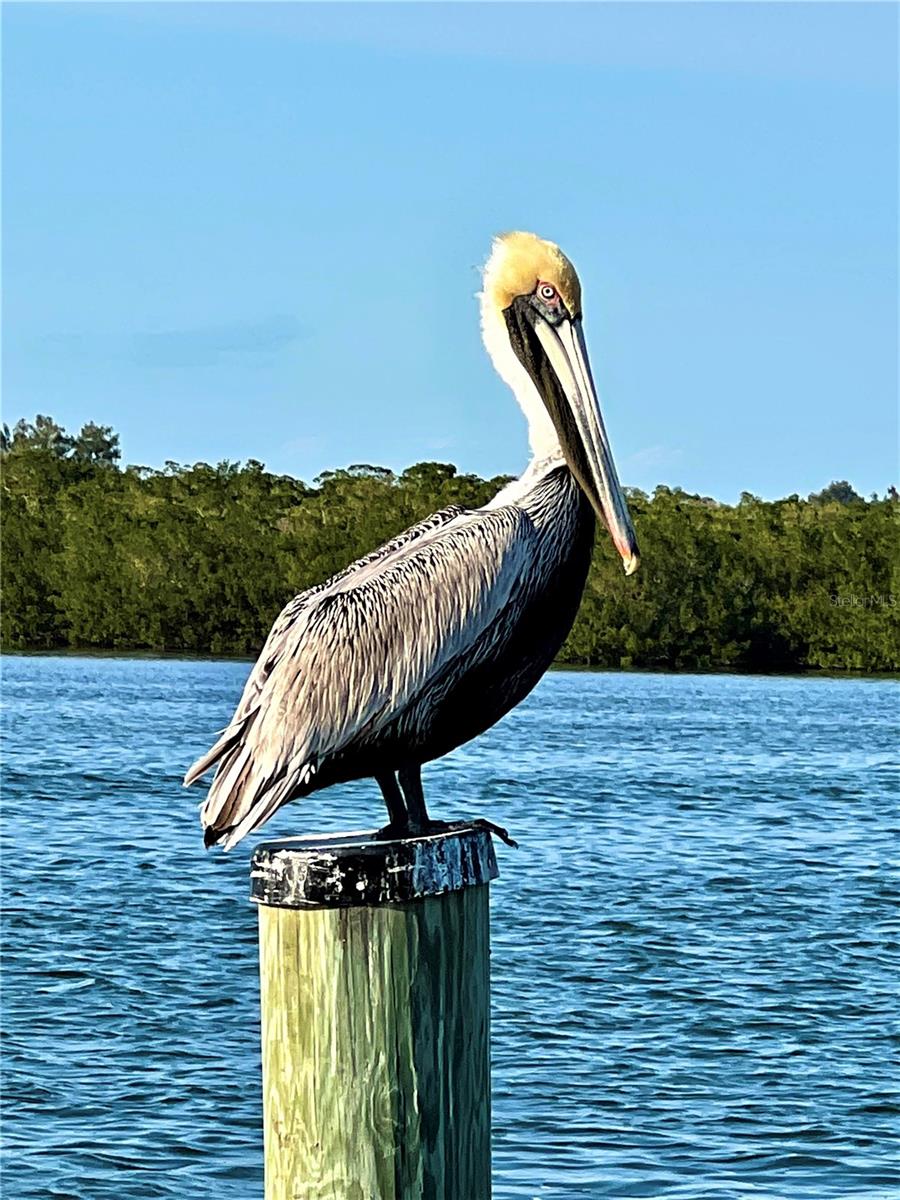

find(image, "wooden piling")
[250,824,498,1200]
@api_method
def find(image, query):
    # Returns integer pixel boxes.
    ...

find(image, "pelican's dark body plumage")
[187,233,639,848]
[286,468,594,789]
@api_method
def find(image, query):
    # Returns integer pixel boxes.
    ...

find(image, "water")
[2,656,898,1199]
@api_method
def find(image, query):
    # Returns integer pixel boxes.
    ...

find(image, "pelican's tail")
[185,711,316,851]
[183,715,252,788]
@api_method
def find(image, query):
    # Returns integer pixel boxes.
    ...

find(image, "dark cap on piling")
[250,822,498,909]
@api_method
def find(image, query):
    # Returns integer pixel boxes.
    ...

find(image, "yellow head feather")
[481,231,582,317]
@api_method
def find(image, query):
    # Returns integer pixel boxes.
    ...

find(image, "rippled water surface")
[3,657,899,1198]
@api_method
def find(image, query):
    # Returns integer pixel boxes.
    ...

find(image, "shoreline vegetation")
[3,416,898,673]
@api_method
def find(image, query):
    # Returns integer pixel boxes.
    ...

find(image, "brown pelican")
[186,232,639,849]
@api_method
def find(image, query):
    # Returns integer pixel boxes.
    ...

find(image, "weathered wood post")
[250,824,498,1200]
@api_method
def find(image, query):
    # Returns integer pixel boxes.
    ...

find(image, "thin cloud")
[35,316,306,370]
[88,3,896,88]
[130,315,306,368]
[626,445,684,471]
[282,435,326,458]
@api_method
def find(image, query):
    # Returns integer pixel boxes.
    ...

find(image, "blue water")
[2,656,898,1199]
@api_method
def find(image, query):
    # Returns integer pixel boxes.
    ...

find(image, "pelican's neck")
[480,297,563,463]
[484,453,568,511]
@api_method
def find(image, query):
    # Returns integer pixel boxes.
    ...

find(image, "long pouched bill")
[532,316,640,575]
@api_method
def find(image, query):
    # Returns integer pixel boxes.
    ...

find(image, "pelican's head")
[480,231,639,575]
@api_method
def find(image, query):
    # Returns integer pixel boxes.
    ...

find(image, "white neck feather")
[480,299,563,464]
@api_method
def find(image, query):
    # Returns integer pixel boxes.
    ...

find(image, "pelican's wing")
[230,504,469,729]
[186,502,534,848]
[182,506,465,792]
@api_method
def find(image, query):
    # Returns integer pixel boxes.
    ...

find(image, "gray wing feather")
[186,503,535,849]
[214,504,470,732]
[183,505,466,793]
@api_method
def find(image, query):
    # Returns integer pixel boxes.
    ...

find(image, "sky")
[3,1,897,502]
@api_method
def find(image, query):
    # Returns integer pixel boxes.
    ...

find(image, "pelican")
[186,232,639,849]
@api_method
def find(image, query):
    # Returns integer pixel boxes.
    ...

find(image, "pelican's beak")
[505,301,640,574]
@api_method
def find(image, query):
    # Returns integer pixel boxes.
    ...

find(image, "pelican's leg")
[399,765,519,846]
[375,771,409,840]
[398,764,428,828]
[398,765,452,835]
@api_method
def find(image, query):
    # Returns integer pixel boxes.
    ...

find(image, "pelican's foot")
[472,818,519,849]
[374,818,459,841]
[373,820,410,842]
[407,818,457,838]
[374,820,460,840]
[374,817,518,848]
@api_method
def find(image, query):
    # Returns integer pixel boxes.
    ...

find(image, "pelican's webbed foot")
[373,818,455,841]
[472,818,519,849]
[378,768,519,848]
[410,817,457,838]
[373,820,410,842]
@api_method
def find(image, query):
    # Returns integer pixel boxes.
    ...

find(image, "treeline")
[2,416,898,672]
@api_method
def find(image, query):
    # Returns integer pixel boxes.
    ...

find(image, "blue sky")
[3,2,897,501]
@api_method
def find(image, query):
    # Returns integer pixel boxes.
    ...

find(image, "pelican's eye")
[531,280,567,325]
